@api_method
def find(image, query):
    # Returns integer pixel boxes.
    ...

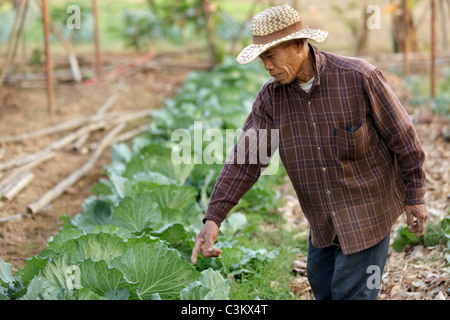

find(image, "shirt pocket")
[335,120,371,161]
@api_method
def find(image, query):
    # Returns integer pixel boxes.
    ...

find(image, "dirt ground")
[0,51,203,270]
[0,52,449,300]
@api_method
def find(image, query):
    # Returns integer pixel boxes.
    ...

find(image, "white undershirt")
[298,76,315,93]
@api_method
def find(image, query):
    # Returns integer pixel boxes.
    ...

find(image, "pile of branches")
[0,94,152,223]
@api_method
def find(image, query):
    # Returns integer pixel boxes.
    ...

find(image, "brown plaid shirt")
[204,44,426,255]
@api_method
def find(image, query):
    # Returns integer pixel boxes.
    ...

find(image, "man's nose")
[262,57,273,71]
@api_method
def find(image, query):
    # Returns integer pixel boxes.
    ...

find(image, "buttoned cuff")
[203,205,230,228]
[404,188,426,205]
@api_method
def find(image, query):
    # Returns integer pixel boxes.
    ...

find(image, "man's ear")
[294,39,306,52]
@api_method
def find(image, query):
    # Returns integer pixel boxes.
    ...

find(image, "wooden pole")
[42,0,54,116]
[11,0,29,67]
[37,0,82,82]
[92,0,102,79]
[431,0,437,100]
[439,0,447,51]
[0,0,27,88]
[202,0,217,65]
[402,0,409,77]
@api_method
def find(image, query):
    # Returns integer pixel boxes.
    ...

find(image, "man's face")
[259,40,307,84]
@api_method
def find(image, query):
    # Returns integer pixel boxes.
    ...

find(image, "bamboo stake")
[431,0,437,100]
[0,109,153,172]
[0,120,108,172]
[92,0,102,79]
[42,0,54,116]
[27,123,125,215]
[0,0,27,88]
[0,171,34,212]
[440,0,448,51]
[35,0,82,82]
[77,52,155,88]
[113,123,150,143]
[11,0,29,74]
[202,0,217,65]
[0,151,55,191]
[0,213,26,224]
[50,17,82,82]
[0,109,153,144]
[402,0,409,77]
[1,171,34,201]
[0,116,95,144]
[72,94,117,150]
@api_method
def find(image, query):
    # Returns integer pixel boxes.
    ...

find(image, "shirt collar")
[308,43,325,88]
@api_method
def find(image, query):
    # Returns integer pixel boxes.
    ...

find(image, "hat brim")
[236,27,328,65]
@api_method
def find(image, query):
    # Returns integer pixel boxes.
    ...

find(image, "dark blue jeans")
[306,231,390,300]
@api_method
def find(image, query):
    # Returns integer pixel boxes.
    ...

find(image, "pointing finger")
[191,237,204,265]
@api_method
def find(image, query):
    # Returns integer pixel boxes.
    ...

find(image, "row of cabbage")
[0,58,284,300]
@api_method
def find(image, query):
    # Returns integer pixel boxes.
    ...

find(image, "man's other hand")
[191,220,222,265]
[405,204,428,238]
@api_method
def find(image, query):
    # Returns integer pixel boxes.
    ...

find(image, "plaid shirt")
[204,44,426,255]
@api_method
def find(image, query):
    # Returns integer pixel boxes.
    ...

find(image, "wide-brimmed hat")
[236,4,328,65]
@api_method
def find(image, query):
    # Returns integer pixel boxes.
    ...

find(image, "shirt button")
[322,167,326,172]
[327,190,331,195]
[332,211,336,216]
[317,146,321,150]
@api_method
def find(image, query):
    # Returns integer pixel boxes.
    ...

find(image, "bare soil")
[0,52,199,270]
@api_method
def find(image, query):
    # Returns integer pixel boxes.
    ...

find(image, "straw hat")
[236,4,328,65]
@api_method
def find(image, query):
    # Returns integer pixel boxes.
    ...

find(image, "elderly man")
[190,4,428,300]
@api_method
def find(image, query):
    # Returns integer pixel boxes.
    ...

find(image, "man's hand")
[191,220,222,265]
[405,204,428,238]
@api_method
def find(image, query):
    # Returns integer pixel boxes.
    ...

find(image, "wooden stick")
[0,0,27,88]
[50,16,82,82]
[402,0,409,77]
[113,123,150,143]
[0,213,27,224]
[72,94,117,150]
[202,0,217,65]
[92,0,102,79]
[0,151,55,191]
[11,0,29,74]
[440,0,448,51]
[27,123,125,215]
[0,171,34,212]
[36,0,82,82]
[0,109,153,144]
[77,52,155,88]
[1,171,34,201]
[0,117,89,143]
[431,0,437,100]
[42,0,54,116]
[0,120,108,172]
